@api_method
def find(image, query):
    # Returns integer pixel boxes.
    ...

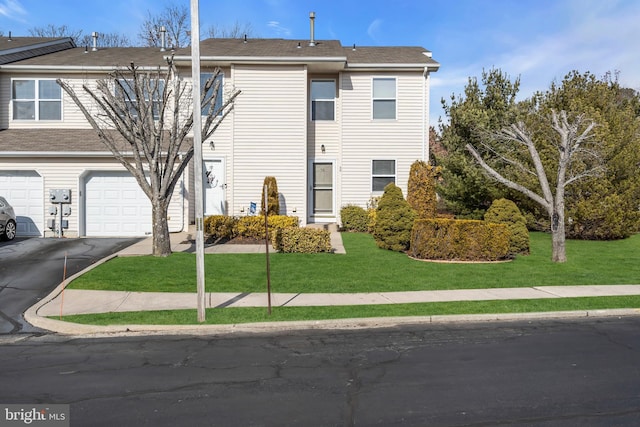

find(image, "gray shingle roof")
[0,129,192,154]
[0,37,76,64]
[2,38,438,70]
[4,46,171,68]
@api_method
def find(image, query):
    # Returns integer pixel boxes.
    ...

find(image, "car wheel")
[3,220,16,241]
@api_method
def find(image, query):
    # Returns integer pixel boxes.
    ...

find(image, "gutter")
[0,65,170,72]
[171,55,348,64]
[0,151,189,157]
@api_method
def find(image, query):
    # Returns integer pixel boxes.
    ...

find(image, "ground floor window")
[372,159,396,193]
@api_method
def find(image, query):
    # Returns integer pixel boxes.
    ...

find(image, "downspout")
[422,67,428,162]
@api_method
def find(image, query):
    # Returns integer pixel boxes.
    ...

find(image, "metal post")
[264,185,272,315]
[191,0,206,323]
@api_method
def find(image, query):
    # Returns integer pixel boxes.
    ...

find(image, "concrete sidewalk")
[34,285,640,317]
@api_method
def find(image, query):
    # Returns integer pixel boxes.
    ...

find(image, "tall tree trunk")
[550,206,566,263]
[152,201,172,257]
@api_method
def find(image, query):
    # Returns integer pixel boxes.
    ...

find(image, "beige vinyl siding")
[0,74,9,129]
[0,157,186,237]
[339,71,426,209]
[230,64,307,221]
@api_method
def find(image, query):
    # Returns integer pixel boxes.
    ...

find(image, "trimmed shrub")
[237,215,298,241]
[407,160,440,219]
[484,198,530,255]
[367,196,380,233]
[568,193,639,240]
[274,227,332,253]
[204,215,238,241]
[373,183,416,252]
[410,218,510,261]
[340,205,369,232]
[261,176,280,215]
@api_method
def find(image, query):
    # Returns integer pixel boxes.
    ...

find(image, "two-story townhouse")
[0,34,439,238]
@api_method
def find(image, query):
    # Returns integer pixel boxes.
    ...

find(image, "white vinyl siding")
[340,72,426,208]
[231,64,307,219]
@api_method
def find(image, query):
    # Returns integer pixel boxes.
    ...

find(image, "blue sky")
[2,0,640,127]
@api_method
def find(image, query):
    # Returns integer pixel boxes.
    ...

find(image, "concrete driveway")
[0,236,140,335]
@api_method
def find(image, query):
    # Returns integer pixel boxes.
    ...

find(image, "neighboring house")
[0,30,439,238]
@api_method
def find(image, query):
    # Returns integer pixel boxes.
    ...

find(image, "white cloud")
[267,20,291,37]
[367,18,382,41]
[0,0,26,22]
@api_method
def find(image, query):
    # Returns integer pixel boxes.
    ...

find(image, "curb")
[25,306,640,338]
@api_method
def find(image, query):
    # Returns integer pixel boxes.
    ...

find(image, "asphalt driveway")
[0,236,140,335]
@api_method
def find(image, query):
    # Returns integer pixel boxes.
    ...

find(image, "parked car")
[0,196,17,241]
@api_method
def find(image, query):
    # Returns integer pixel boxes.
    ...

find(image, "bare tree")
[29,24,83,43]
[78,32,131,48]
[205,21,256,38]
[466,110,603,262]
[57,58,240,256]
[138,4,189,48]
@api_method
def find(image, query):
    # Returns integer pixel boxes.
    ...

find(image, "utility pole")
[190,0,206,322]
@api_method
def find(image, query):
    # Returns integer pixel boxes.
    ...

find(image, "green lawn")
[60,296,640,326]
[69,232,640,293]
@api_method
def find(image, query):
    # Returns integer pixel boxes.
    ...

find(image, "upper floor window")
[12,79,62,121]
[372,159,396,192]
[201,72,223,116]
[311,80,335,121]
[372,77,396,120]
[116,78,164,120]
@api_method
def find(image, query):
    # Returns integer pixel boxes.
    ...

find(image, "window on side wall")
[116,78,164,120]
[201,72,223,116]
[311,79,335,121]
[372,77,396,120]
[372,159,396,193]
[12,79,62,120]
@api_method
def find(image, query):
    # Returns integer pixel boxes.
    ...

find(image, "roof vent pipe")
[91,32,99,51]
[8,31,12,41]
[160,26,167,51]
[309,11,316,47]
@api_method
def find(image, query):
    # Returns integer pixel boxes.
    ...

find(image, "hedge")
[410,218,510,261]
[274,227,332,253]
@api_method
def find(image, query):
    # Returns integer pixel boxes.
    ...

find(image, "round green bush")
[340,205,369,232]
[484,198,530,255]
[373,183,416,252]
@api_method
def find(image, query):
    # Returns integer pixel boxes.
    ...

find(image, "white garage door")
[84,171,152,237]
[0,171,44,237]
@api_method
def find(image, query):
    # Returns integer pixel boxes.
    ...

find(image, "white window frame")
[372,77,397,120]
[371,159,396,193]
[310,79,336,121]
[11,78,62,121]
[116,78,164,120]
[201,72,224,116]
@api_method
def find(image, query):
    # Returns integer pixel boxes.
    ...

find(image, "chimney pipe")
[8,31,12,41]
[160,26,167,51]
[91,32,99,51]
[309,11,316,47]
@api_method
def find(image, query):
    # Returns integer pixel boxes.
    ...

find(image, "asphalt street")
[1,317,639,426]
[0,237,140,335]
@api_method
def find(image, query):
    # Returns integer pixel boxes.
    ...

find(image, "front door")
[204,158,225,215]
[310,161,334,221]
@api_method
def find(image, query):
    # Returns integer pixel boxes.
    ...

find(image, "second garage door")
[84,171,152,237]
